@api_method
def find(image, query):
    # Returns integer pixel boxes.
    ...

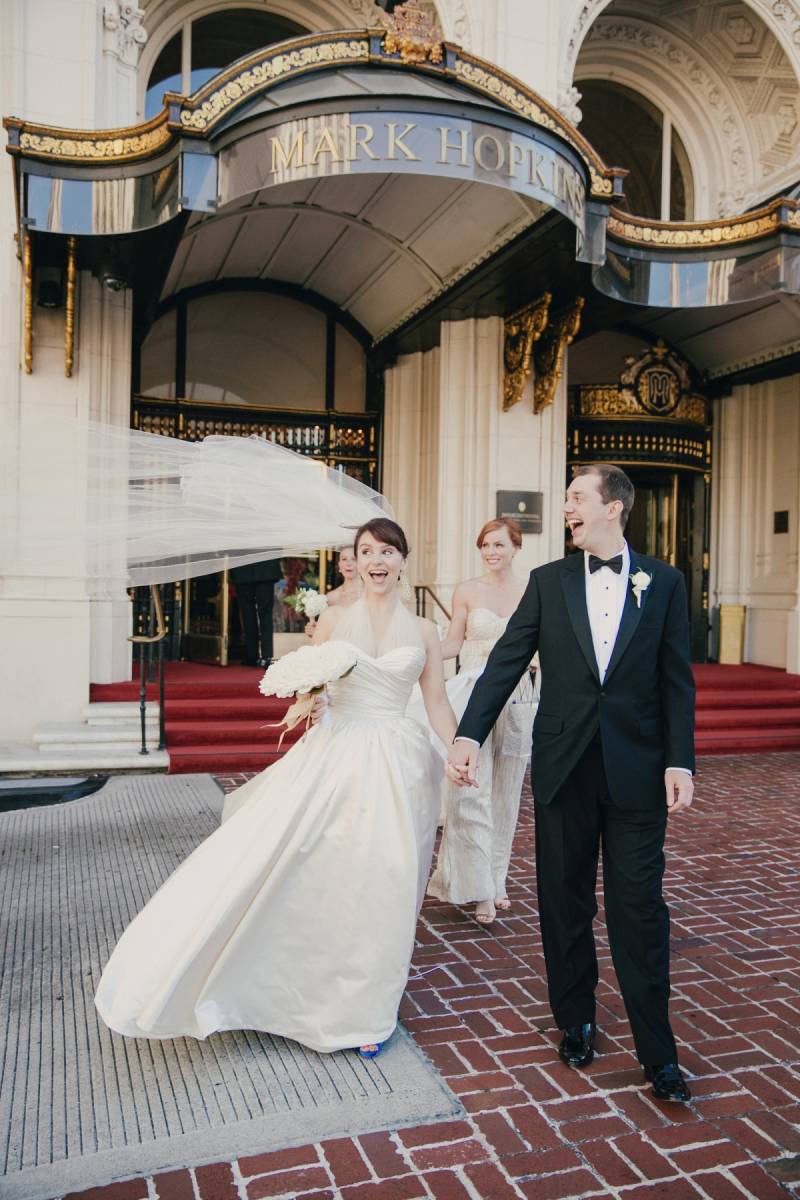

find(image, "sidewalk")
[10,754,800,1200]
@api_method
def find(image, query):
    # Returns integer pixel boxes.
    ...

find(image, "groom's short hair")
[573,464,635,529]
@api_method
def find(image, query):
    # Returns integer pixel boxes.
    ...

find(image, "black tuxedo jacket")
[230,559,283,585]
[457,550,696,809]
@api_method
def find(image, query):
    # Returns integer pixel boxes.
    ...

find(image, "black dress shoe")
[558,1023,596,1069]
[645,1063,691,1103]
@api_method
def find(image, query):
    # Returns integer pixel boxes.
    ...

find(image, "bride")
[95,517,459,1058]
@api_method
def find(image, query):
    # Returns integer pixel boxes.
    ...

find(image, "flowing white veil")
[0,422,392,587]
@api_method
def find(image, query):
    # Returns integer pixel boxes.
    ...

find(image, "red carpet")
[693,663,800,755]
[91,661,800,772]
[90,663,301,773]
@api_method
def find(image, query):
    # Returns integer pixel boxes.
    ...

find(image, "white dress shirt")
[585,542,629,684]
[585,542,690,777]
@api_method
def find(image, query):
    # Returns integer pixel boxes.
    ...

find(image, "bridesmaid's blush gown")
[95,642,440,1053]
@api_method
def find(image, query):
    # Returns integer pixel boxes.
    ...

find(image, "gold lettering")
[349,122,378,161]
[506,141,526,179]
[387,122,420,161]
[270,129,307,174]
[529,149,550,190]
[438,125,469,165]
[310,126,343,165]
[473,133,505,172]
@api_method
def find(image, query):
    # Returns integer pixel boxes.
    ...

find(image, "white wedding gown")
[95,603,441,1053]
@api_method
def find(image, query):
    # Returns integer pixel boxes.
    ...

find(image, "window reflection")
[190,10,307,93]
[138,290,367,412]
[143,8,308,117]
[145,33,181,120]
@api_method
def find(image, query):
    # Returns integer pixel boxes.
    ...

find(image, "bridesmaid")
[428,518,535,925]
[306,546,359,636]
[326,545,360,608]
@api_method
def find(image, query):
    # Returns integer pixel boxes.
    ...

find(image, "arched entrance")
[5,23,621,665]
[567,335,711,659]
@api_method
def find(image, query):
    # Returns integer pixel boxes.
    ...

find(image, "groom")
[446,464,695,1103]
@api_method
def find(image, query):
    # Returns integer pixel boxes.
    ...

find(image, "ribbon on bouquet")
[264,687,324,749]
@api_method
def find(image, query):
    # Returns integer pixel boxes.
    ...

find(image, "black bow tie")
[588,553,623,575]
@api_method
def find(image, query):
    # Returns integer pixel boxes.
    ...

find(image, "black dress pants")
[237,581,275,663]
[534,735,677,1066]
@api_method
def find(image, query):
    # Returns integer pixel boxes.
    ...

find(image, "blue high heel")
[357,1041,385,1059]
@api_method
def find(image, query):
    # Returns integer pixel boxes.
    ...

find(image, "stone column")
[382,316,570,610]
[82,278,135,684]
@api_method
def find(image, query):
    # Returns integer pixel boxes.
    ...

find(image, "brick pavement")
[58,754,800,1200]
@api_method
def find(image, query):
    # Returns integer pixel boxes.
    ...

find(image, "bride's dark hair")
[354,517,410,558]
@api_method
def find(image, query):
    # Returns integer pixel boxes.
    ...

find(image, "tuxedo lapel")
[604,553,648,682]
[560,554,600,681]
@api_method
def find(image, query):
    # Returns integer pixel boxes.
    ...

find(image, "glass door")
[625,469,709,660]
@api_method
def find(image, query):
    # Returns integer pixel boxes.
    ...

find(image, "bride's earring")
[399,565,414,605]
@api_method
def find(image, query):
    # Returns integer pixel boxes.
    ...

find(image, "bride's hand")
[310,693,328,725]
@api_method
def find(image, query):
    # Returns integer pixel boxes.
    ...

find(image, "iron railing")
[129,585,168,756]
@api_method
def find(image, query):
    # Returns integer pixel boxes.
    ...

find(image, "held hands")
[445,739,479,788]
[665,768,693,815]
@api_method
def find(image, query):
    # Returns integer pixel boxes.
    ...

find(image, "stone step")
[82,702,160,726]
[34,722,161,754]
[0,742,169,775]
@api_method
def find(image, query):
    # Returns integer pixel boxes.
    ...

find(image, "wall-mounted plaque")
[774,510,789,534]
[496,490,543,535]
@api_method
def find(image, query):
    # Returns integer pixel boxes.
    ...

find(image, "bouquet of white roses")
[259,642,357,743]
[285,587,328,619]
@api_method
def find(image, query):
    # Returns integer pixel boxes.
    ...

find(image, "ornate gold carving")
[620,339,690,417]
[23,232,32,374]
[8,117,170,164]
[608,198,800,249]
[180,39,370,132]
[579,386,707,425]
[382,0,443,64]
[503,293,551,411]
[65,235,77,378]
[533,297,584,414]
[454,57,617,199]
[577,342,708,426]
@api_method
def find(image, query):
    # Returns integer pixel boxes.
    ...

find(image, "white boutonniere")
[630,568,652,608]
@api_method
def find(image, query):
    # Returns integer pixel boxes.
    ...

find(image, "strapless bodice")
[326,642,426,721]
[459,608,509,670]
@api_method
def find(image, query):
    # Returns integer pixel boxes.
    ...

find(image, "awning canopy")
[4,26,798,349]
[4,29,625,341]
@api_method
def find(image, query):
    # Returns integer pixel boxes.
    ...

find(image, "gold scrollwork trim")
[23,231,32,374]
[5,115,171,164]
[454,57,619,198]
[503,293,551,411]
[180,39,370,132]
[579,386,707,425]
[608,198,800,249]
[533,297,584,415]
[65,235,77,378]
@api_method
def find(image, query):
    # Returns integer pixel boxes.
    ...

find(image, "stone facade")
[1,0,799,748]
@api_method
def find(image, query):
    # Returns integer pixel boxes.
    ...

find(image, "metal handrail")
[129,584,168,756]
[414,584,452,623]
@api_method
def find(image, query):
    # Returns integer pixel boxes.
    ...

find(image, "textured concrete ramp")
[0,776,459,1200]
